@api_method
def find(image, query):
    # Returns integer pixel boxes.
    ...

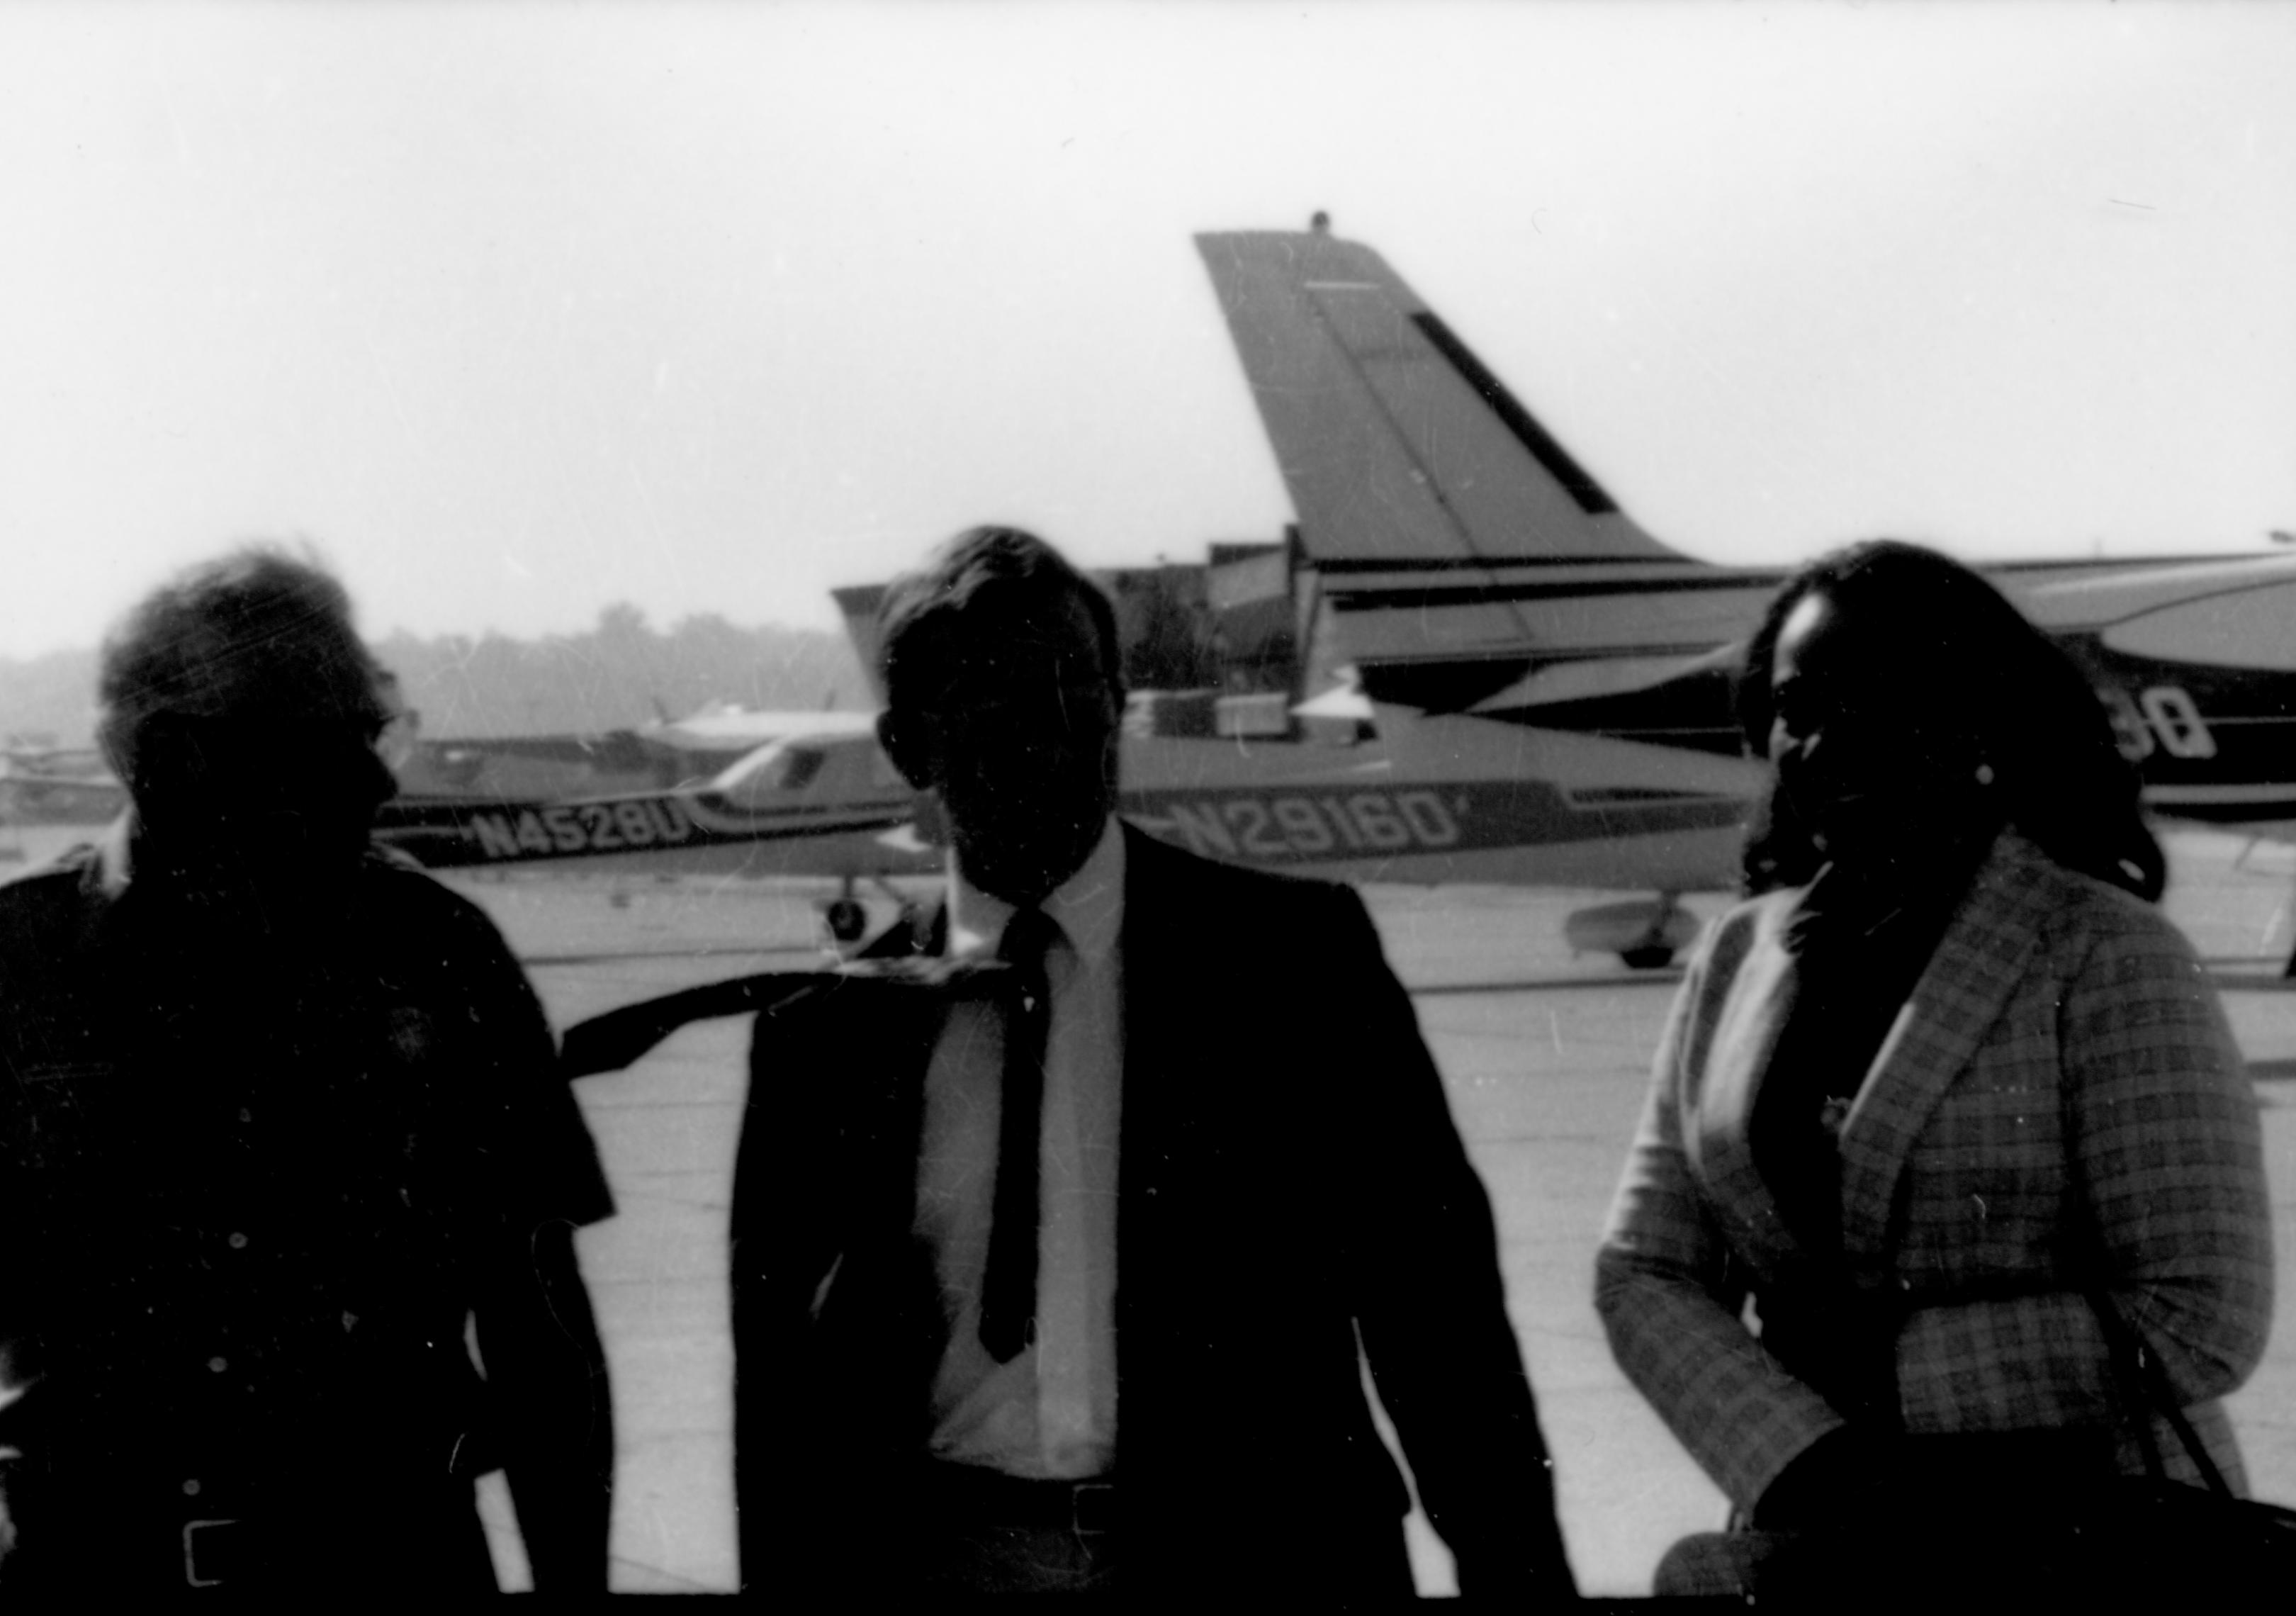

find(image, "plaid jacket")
[1596,831,2273,1511]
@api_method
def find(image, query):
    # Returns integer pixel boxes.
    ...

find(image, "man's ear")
[877,710,933,792]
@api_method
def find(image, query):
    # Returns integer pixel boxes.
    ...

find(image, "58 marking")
[2100,685,2216,762]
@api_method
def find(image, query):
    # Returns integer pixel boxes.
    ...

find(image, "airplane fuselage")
[1331,551,2296,837]
[373,717,1759,895]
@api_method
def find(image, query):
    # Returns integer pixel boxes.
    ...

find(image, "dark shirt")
[1747,824,1998,1420]
[0,832,612,1587]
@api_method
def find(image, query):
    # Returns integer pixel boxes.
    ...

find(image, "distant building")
[840,529,1341,744]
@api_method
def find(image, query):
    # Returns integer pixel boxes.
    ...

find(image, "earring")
[1974,763,1996,787]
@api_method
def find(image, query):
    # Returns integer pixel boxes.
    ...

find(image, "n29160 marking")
[1152,790,1461,863]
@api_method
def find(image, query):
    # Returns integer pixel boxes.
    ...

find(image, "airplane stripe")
[2146,784,2296,805]
[373,797,917,871]
[1310,552,2268,578]
[1981,554,2272,573]
[2144,798,2296,826]
[1314,556,1746,574]
[2152,714,2296,729]
[1327,578,1777,609]
[1407,311,1622,517]
[1366,645,1726,666]
[2072,576,2296,633]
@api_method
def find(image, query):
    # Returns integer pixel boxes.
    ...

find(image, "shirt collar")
[947,817,1125,967]
[89,813,135,899]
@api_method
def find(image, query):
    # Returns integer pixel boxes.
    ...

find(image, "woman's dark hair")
[1735,539,2163,901]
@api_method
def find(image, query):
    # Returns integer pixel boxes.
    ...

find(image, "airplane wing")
[2012,552,2296,660]
[646,705,879,753]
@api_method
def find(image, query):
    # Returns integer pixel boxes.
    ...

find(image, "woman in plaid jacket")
[1596,542,2273,1586]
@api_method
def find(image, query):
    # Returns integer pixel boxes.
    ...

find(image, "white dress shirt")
[917,818,1124,1479]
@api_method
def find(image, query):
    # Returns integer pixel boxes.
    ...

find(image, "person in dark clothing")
[729,527,1576,1601]
[0,549,615,1595]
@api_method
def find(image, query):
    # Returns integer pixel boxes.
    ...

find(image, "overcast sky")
[4,1,2292,656]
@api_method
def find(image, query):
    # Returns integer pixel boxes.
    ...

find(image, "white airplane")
[639,698,879,764]
[1193,224,2296,961]
[391,696,880,800]
[378,722,938,936]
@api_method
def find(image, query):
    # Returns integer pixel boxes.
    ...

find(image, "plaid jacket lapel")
[1684,897,1805,1275]
[1835,830,2055,1267]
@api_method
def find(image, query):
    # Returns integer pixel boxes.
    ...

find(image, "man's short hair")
[98,546,387,776]
[875,527,1123,716]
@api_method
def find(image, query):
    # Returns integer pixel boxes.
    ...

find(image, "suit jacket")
[1595,830,2274,1513]
[728,826,1573,1600]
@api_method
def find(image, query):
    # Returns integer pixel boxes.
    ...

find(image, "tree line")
[1,605,872,748]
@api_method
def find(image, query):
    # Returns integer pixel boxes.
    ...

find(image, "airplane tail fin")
[1194,229,1687,568]
[833,585,889,707]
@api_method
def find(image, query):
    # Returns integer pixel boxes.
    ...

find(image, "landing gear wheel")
[824,897,867,944]
[1566,894,1697,969]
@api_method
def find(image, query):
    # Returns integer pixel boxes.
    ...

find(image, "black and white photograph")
[1,1,2292,1598]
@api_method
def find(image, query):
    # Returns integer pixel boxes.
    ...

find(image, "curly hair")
[97,545,386,780]
[1735,540,2162,900]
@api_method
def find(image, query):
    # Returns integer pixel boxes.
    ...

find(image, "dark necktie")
[979,906,1058,1364]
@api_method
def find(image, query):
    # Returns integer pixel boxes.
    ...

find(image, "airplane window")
[777,748,826,794]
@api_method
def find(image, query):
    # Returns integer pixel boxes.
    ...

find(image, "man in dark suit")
[731,527,1574,1600]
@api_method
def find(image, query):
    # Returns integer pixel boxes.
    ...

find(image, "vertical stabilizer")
[1195,230,1687,568]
